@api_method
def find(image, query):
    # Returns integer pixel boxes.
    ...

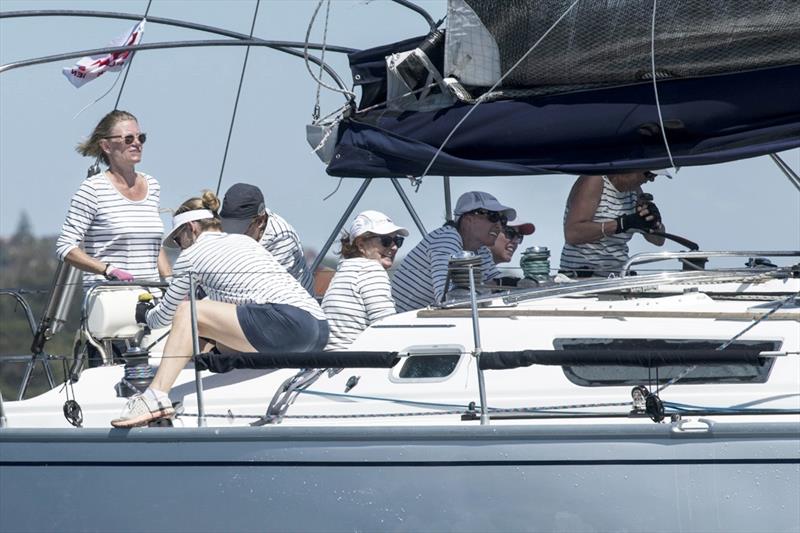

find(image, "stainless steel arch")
[0,10,355,93]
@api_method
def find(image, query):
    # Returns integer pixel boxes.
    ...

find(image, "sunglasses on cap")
[503,226,524,243]
[470,208,508,225]
[374,235,405,248]
[104,133,147,145]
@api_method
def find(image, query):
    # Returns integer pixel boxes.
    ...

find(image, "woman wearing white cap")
[111,191,328,428]
[560,171,667,277]
[391,191,515,312]
[322,210,408,350]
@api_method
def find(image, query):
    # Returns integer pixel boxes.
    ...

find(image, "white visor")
[163,209,215,248]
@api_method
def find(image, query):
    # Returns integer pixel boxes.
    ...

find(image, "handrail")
[493,268,788,307]
[0,290,37,336]
[621,250,800,276]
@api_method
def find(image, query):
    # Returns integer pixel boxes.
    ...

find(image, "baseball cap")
[453,191,517,221]
[219,183,266,234]
[349,210,409,239]
[508,222,535,235]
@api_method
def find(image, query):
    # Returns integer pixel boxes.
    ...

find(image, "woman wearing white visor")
[322,210,408,350]
[111,190,328,428]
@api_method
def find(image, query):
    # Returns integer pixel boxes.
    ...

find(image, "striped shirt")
[56,172,163,286]
[391,224,500,312]
[560,176,636,276]
[260,210,314,295]
[322,258,395,350]
[146,232,325,330]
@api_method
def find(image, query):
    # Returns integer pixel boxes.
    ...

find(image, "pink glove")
[106,267,134,282]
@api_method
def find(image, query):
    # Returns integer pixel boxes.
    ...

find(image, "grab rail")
[621,250,800,276]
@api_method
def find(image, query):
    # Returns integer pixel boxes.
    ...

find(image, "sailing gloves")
[135,293,155,325]
[104,264,134,281]
[615,196,662,234]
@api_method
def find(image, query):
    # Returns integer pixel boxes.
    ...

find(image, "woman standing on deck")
[56,110,170,285]
[322,210,408,350]
[111,191,328,428]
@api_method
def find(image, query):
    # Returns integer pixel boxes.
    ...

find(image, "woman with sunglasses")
[559,171,667,278]
[56,110,170,286]
[490,222,536,286]
[112,191,328,428]
[322,211,409,350]
[392,191,516,312]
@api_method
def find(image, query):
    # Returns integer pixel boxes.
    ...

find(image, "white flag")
[62,19,146,88]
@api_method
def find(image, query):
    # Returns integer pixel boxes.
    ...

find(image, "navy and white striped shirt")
[56,172,163,286]
[391,225,500,312]
[146,232,325,330]
[560,176,636,276]
[322,258,395,350]
[260,210,314,295]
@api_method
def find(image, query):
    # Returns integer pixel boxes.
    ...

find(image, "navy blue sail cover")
[326,0,800,177]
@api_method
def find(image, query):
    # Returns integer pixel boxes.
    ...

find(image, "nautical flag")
[62,19,146,88]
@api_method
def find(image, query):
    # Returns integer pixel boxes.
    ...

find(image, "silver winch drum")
[447,251,483,289]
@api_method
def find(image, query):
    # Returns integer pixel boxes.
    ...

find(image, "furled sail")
[325,0,800,177]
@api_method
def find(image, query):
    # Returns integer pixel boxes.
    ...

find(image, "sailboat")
[1,1,799,532]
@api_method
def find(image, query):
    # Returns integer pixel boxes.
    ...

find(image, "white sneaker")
[111,393,175,428]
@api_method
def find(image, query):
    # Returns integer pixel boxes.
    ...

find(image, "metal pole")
[770,153,800,192]
[0,388,6,428]
[468,265,489,425]
[310,178,373,274]
[390,177,427,235]
[188,272,206,427]
[443,176,453,222]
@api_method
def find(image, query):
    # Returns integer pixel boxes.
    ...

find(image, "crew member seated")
[491,221,535,287]
[391,191,517,311]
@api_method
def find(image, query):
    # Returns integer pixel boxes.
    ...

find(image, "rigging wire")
[304,0,356,102]
[214,0,261,197]
[312,0,332,121]
[417,0,582,182]
[650,0,677,171]
[113,0,154,110]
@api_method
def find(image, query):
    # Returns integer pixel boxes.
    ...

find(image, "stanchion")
[468,265,489,425]
[188,272,206,427]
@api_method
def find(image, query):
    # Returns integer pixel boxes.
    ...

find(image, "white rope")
[304,0,355,102]
[650,0,677,170]
[418,0,582,181]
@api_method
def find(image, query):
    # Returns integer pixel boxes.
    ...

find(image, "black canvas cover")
[448,0,800,96]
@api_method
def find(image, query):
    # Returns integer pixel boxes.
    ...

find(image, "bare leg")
[150,301,256,393]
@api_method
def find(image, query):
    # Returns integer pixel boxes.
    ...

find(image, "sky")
[1,0,798,272]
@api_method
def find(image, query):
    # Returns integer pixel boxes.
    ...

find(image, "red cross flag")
[63,19,146,88]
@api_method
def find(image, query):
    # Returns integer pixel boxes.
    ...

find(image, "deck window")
[554,338,779,387]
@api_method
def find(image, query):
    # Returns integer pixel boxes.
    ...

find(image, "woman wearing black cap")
[219,183,314,295]
[111,190,328,428]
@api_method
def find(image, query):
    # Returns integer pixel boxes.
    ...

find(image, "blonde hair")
[76,110,138,166]
[175,190,223,232]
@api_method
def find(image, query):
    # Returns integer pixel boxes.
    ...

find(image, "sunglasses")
[470,208,508,225]
[503,226,524,243]
[375,235,404,248]
[171,224,190,248]
[644,171,656,180]
[104,133,147,145]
